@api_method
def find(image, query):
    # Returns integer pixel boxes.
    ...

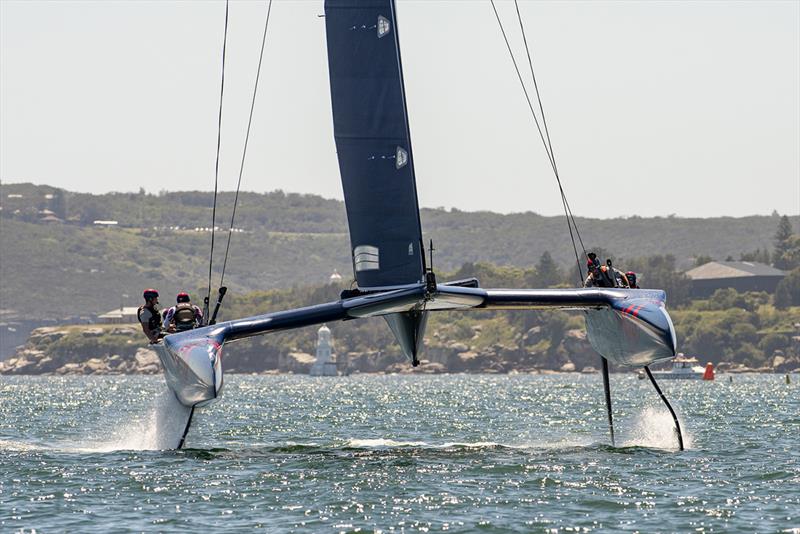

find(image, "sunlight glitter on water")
[0,374,797,531]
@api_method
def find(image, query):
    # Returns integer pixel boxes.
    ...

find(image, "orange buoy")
[703,362,715,381]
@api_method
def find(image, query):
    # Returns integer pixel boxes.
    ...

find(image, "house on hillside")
[97,307,140,324]
[37,209,62,223]
[685,261,786,297]
[39,214,63,224]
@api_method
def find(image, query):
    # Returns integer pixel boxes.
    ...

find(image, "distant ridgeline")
[1,182,798,320]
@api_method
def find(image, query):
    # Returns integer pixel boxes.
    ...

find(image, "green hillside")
[1,182,797,319]
[5,263,798,375]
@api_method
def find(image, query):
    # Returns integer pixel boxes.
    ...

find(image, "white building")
[97,306,140,324]
[310,324,338,376]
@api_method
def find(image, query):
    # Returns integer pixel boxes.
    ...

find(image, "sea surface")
[1,373,798,532]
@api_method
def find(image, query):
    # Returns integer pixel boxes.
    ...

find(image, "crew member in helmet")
[163,292,204,332]
[626,271,639,289]
[137,289,163,343]
[584,253,616,288]
[584,264,599,287]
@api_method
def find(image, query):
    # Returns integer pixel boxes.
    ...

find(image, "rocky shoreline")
[2,325,798,376]
[0,326,163,375]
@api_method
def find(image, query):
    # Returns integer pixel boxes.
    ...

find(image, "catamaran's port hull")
[153,332,224,407]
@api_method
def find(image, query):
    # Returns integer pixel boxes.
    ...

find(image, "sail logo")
[396,146,408,169]
[377,16,391,38]
[354,245,380,272]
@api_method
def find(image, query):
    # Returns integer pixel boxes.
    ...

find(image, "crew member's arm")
[140,308,162,343]
[140,321,156,342]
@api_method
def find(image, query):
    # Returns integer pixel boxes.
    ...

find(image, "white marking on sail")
[355,260,380,272]
[396,146,408,169]
[354,245,380,271]
[408,243,413,256]
[377,15,391,38]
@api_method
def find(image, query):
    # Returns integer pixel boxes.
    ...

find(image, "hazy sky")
[1,0,798,218]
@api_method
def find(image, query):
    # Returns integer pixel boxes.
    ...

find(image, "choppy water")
[1,374,798,532]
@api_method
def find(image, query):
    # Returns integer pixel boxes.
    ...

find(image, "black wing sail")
[324,0,425,290]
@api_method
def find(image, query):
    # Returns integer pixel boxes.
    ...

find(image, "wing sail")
[324,0,425,290]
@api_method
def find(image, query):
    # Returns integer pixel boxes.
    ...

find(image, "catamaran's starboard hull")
[470,287,676,368]
[154,331,224,407]
[584,296,676,367]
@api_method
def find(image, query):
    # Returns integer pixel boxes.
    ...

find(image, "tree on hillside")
[773,235,800,272]
[49,190,67,219]
[774,267,800,308]
[79,201,108,225]
[694,255,713,267]
[536,251,561,287]
[773,215,795,269]
[703,288,769,312]
[626,254,691,306]
[740,248,771,264]
[759,334,790,359]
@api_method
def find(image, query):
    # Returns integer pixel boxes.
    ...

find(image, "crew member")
[605,258,630,288]
[584,253,615,288]
[611,267,630,288]
[138,289,163,343]
[626,271,639,289]
[163,292,203,332]
[584,263,600,287]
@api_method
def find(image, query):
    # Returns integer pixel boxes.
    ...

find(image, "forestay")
[324,0,425,290]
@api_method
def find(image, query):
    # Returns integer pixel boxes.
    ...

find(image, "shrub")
[774,268,800,308]
[758,334,789,357]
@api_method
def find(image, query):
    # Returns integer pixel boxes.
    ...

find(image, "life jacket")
[595,266,615,288]
[137,305,161,334]
[173,302,198,331]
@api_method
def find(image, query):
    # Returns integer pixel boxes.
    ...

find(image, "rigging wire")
[219,0,274,288]
[207,0,230,308]
[513,0,587,258]
[489,0,586,284]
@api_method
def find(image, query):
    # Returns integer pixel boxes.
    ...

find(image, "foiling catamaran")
[153,0,684,450]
